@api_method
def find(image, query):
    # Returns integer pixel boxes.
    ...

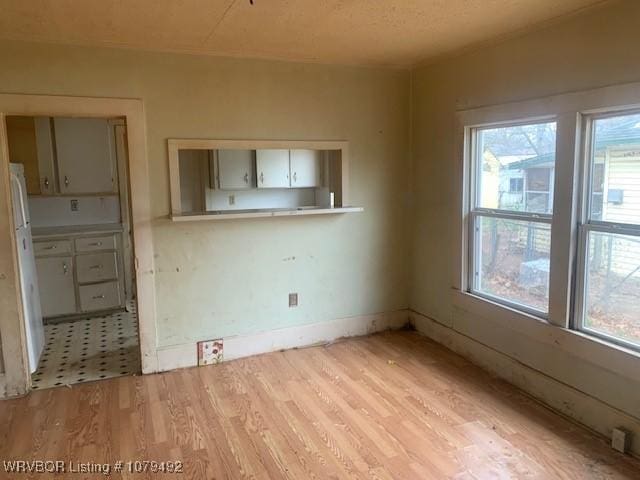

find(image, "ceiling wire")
[203,0,240,44]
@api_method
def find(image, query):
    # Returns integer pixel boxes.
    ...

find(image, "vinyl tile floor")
[31,303,140,390]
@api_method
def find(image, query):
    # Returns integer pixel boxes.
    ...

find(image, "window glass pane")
[476,122,556,214]
[590,113,640,225]
[584,231,640,347]
[475,216,550,312]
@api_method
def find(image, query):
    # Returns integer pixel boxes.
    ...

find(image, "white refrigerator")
[9,163,45,373]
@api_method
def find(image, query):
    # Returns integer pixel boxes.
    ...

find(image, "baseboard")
[409,310,640,457]
[156,309,410,372]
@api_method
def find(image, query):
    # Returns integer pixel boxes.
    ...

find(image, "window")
[576,111,640,349]
[469,121,557,315]
[509,177,524,193]
[462,84,640,354]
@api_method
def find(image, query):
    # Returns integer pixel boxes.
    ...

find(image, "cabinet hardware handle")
[64,176,70,187]
[244,172,249,183]
[62,263,68,275]
[88,242,103,247]
[89,264,103,270]
[293,172,297,182]
[92,294,105,299]
[260,172,264,184]
[44,245,57,250]
[43,176,49,188]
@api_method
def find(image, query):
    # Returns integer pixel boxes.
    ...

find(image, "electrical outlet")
[70,199,79,212]
[228,195,235,205]
[612,427,630,453]
[197,339,223,366]
[289,293,298,307]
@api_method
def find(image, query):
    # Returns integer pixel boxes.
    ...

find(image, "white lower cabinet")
[79,281,121,312]
[76,252,118,284]
[34,232,125,319]
[35,256,76,317]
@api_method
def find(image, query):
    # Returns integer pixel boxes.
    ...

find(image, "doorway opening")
[7,115,141,389]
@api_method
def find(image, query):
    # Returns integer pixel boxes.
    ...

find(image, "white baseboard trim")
[410,310,640,457]
[156,309,410,373]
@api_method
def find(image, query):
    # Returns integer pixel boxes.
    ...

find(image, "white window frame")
[574,107,640,351]
[467,118,556,319]
[456,82,640,353]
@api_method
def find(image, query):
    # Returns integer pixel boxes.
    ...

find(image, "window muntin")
[577,111,640,349]
[470,121,557,315]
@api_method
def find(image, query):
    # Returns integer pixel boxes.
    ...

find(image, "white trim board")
[0,94,157,399]
[409,310,640,458]
[156,310,410,372]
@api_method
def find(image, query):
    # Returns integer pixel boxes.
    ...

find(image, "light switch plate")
[612,427,630,453]
[197,339,224,366]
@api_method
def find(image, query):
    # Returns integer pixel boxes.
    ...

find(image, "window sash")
[468,120,557,318]
[574,108,640,351]
[574,223,640,351]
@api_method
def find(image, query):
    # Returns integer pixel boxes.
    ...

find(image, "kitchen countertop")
[32,223,124,239]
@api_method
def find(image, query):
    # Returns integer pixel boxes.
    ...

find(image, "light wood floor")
[2,331,640,479]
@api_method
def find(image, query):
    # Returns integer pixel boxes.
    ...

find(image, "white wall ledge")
[171,206,363,222]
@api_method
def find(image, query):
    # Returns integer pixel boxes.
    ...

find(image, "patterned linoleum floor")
[31,303,140,390]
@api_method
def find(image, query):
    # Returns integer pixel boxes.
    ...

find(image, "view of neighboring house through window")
[471,121,556,314]
[577,111,640,348]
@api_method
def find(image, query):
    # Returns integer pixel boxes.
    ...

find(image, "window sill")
[171,206,364,222]
[453,289,640,381]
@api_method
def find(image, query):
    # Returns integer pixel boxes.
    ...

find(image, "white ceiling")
[0,0,607,67]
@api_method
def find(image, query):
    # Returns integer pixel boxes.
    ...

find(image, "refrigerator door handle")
[10,173,28,228]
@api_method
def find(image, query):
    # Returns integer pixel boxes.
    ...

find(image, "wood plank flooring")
[2,330,640,479]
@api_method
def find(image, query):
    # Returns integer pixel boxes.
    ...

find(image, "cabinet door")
[5,116,42,195]
[217,150,255,190]
[35,256,76,317]
[290,149,322,187]
[34,117,56,195]
[256,149,290,188]
[54,118,116,194]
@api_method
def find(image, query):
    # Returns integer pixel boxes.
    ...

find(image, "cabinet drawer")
[75,235,117,252]
[34,239,72,256]
[79,281,121,312]
[76,252,118,284]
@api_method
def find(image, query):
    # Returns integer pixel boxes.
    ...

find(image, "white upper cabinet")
[34,117,56,195]
[54,118,116,194]
[217,149,255,190]
[290,149,322,188]
[256,149,290,188]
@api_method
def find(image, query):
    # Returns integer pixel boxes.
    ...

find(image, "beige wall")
[411,0,640,441]
[0,40,410,349]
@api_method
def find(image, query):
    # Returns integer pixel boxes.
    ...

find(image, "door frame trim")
[0,94,158,397]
